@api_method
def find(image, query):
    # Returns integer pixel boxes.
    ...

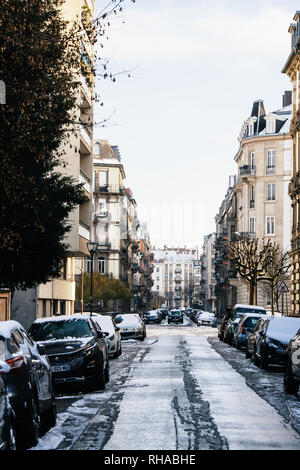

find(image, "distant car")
[196,311,215,326]
[114,314,146,341]
[159,309,168,320]
[0,320,56,449]
[218,313,233,341]
[223,317,241,345]
[191,310,202,324]
[185,308,193,318]
[0,362,16,450]
[253,316,300,369]
[155,310,163,323]
[87,314,121,359]
[168,309,184,324]
[144,311,160,325]
[232,313,266,350]
[29,314,110,392]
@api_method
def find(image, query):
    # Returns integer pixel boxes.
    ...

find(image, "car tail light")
[240,327,246,334]
[5,356,24,372]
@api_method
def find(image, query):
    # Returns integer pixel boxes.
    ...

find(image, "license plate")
[52,365,71,373]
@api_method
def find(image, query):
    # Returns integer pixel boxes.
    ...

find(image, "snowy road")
[32,318,300,450]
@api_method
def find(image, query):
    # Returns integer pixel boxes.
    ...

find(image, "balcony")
[95,185,125,195]
[175,269,182,274]
[239,165,256,177]
[97,242,112,252]
[79,169,91,195]
[79,221,90,240]
[175,278,182,283]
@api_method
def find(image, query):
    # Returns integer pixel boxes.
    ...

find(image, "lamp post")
[87,241,98,317]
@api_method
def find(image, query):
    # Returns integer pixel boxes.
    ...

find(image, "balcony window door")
[266,216,275,236]
[266,150,276,174]
[249,185,255,209]
[98,257,106,274]
[249,217,255,236]
[267,183,275,201]
[99,170,108,189]
[250,152,255,175]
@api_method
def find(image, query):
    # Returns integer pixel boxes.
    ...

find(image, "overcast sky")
[94,0,298,253]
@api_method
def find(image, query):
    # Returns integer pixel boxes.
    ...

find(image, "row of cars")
[218,304,300,396]
[186,308,217,327]
[0,311,147,450]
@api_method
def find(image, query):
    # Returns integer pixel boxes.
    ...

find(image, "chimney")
[283,90,292,107]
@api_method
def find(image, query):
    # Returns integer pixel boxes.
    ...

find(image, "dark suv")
[168,309,184,324]
[29,314,110,392]
[0,320,56,449]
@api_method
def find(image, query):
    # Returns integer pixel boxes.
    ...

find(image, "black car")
[245,317,269,359]
[0,320,56,449]
[29,314,110,392]
[253,316,300,370]
[168,309,184,324]
[143,311,160,324]
[284,329,300,394]
[218,312,233,341]
[0,367,16,450]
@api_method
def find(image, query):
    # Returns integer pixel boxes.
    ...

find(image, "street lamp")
[87,241,98,317]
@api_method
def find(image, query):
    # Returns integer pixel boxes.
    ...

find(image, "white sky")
[94,0,298,253]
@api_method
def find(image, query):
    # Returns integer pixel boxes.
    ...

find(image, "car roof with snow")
[234,304,266,311]
[0,320,24,338]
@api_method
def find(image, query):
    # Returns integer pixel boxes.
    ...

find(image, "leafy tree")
[76,272,132,308]
[0,0,87,291]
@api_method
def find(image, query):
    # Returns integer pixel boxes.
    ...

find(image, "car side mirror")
[115,327,120,332]
[104,331,110,337]
[97,330,104,339]
[259,330,264,336]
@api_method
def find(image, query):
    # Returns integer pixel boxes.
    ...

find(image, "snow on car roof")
[234,304,266,311]
[267,317,300,343]
[0,320,24,338]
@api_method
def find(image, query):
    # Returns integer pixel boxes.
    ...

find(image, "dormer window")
[266,119,275,134]
[248,123,254,136]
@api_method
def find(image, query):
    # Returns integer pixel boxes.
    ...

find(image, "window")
[250,185,255,208]
[86,258,94,273]
[249,217,255,235]
[266,216,275,236]
[266,120,275,134]
[250,152,255,174]
[248,123,254,136]
[266,150,275,174]
[267,183,275,201]
[98,257,105,274]
[99,171,108,187]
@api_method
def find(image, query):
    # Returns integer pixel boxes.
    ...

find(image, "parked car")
[159,308,168,320]
[283,329,300,394]
[0,361,16,450]
[114,314,146,341]
[196,311,215,326]
[224,304,267,345]
[185,308,193,318]
[0,320,56,449]
[155,310,163,323]
[84,313,121,359]
[245,317,270,359]
[223,317,242,345]
[253,316,300,369]
[218,312,233,341]
[232,313,266,350]
[29,314,110,392]
[144,311,160,325]
[190,309,202,324]
[168,309,184,324]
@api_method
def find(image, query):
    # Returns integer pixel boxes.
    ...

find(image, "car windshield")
[243,317,261,328]
[29,319,92,341]
[171,311,181,314]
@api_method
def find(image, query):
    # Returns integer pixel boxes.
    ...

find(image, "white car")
[197,311,216,326]
[91,314,122,359]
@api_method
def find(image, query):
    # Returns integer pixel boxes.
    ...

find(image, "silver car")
[114,314,146,341]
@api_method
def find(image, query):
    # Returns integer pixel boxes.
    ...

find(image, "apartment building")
[282,12,300,315]
[152,247,197,308]
[12,0,94,328]
[200,234,217,312]
[91,139,126,280]
[228,94,292,310]
[214,176,238,314]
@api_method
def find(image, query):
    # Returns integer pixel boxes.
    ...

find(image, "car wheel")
[118,343,122,357]
[91,364,106,391]
[245,346,251,359]
[41,391,57,432]
[104,362,110,383]
[6,414,17,450]
[17,392,41,449]
[236,342,241,350]
[259,352,268,370]
[284,364,299,395]
[254,352,260,367]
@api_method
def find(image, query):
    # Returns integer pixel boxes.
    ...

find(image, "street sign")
[277,281,289,293]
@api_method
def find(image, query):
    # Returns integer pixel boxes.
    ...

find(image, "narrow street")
[32,317,300,451]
